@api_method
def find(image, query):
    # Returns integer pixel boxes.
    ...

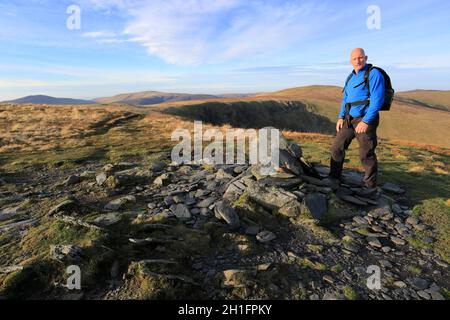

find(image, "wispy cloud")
[83,0,329,65]
[82,31,117,38]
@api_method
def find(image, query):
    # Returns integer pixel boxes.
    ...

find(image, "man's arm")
[362,69,385,124]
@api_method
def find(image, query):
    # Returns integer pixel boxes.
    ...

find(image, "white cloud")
[82,31,117,38]
[83,0,329,65]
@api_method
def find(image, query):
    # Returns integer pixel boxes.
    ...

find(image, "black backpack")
[343,64,395,111]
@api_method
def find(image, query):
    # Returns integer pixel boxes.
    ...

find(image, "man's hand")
[355,121,369,134]
[336,119,344,132]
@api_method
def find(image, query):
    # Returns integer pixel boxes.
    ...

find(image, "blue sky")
[0,0,449,100]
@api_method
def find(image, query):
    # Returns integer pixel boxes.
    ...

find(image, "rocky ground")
[0,135,448,300]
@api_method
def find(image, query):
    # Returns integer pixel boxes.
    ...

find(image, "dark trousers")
[330,115,379,188]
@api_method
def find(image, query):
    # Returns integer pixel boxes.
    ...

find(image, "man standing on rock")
[327,48,385,191]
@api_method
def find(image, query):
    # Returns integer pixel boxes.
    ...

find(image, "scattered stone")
[245,225,260,235]
[171,204,192,219]
[393,281,407,288]
[381,246,391,253]
[48,199,77,216]
[257,263,272,271]
[196,197,216,208]
[367,237,382,248]
[338,194,368,206]
[151,161,166,173]
[50,245,84,262]
[417,290,431,300]
[405,217,418,225]
[430,290,445,300]
[413,224,427,231]
[153,173,171,187]
[92,212,122,227]
[343,242,360,253]
[390,236,406,246]
[382,183,405,194]
[63,175,81,186]
[256,231,276,243]
[215,169,234,180]
[304,193,328,220]
[214,201,239,228]
[96,173,108,186]
[323,275,334,284]
[409,277,429,290]
[222,269,250,287]
[0,206,22,221]
[0,265,27,274]
[245,181,302,218]
[104,195,136,211]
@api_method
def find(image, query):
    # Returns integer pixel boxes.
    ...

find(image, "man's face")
[350,51,368,72]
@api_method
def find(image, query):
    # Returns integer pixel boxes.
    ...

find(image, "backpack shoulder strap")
[342,72,354,93]
[363,64,374,94]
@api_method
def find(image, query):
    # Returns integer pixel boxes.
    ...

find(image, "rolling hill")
[396,90,450,112]
[2,95,95,105]
[94,91,254,105]
[150,85,450,148]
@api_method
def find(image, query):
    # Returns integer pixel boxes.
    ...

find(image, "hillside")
[2,95,95,105]
[149,86,450,149]
[95,91,222,105]
[0,104,448,300]
[396,90,450,112]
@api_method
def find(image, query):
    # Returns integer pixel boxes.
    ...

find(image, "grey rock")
[214,201,239,228]
[104,195,136,211]
[258,177,303,188]
[153,173,171,187]
[353,216,368,225]
[245,225,260,235]
[343,242,360,253]
[96,173,108,186]
[171,204,192,219]
[405,217,419,226]
[417,290,431,300]
[393,281,407,288]
[367,237,382,248]
[338,194,368,206]
[194,189,211,198]
[341,171,364,187]
[50,245,84,262]
[245,180,301,218]
[0,218,39,232]
[48,199,77,216]
[64,175,81,186]
[430,290,445,300]
[0,206,22,221]
[279,149,304,176]
[196,197,216,208]
[368,206,393,220]
[304,193,328,220]
[390,236,406,246]
[382,183,405,194]
[215,169,234,180]
[413,224,427,231]
[391,204,403,215]
[256,230,276,243]
[92,212,122,227]
[409,277,429,290]
[151,161,166,172]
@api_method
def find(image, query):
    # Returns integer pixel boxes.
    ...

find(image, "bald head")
[350,48,368,73]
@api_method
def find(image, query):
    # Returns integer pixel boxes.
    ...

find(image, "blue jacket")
[338,64,385,124]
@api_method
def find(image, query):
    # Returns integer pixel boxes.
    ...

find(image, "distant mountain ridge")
[94,91,255,105]
[2,95,95,105]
